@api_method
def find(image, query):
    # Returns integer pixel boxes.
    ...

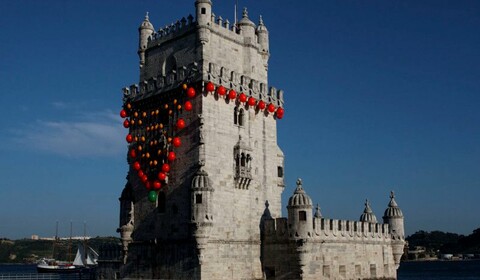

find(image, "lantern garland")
[120,81,283,203]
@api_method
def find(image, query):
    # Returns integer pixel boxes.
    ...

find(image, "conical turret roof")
[287,178,312,207]
[383,191,403,218]
[139,12,154,31]
[359,199,378,223]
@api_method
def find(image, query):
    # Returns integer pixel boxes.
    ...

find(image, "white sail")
[73,243,99,266]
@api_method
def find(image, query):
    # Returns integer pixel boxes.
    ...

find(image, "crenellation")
[147,15,196,47]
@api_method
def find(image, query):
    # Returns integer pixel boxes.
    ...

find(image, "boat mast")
[68,221,73,263]
[51,221,58,259]
[83,221,87,265]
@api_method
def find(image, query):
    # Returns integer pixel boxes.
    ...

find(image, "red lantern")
[137,170,144,178]
[239,93,247,103]
[168,151,176,162]
[123,119,130,128]
[172,137,181,147]
[206,82,215,92]
[276,107,285,119]
[257,100,266,110]
[158,172,167,181]
[126,134,133,143]
[217,85,226,96]
[129,149,137,158]
[162,163,171,173]
[228,90,236,100]
[145,181,151,190]
[176,119,186,129]
[133,161,141,171]
[184,101,193,111]
[141,174,148,183]
[187,87,196,98]
[267,103,276,113]
[120,109,127,118]
[153,180,162,190]
[247,97,256,107]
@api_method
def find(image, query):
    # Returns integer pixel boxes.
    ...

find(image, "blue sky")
[0,0,479,239]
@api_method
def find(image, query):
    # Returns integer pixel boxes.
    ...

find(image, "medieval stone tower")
[116,1,285,279]
[105,1,405,279]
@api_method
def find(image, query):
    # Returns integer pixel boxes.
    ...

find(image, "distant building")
[97,1,405,279]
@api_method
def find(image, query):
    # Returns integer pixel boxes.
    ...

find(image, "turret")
[195,0,212,26]
[359,199,378,223]
[138,12,155,69]
[383,191,405,269]
[287,179,313,239]
[383,191,405,239]
[256,15,269,54]
[191,167,214,224]
[238,8,256,43]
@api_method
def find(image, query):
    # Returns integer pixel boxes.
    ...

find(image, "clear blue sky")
[0,0,479,239]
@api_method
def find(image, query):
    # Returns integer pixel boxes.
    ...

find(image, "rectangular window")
[299,211,307,221]
[370,264,376,277]
[355,265,361,276]
[277,166,283,177]
[195,194,203,204]
[201,7,206,14]
[323,265,330,277]
[339,265,346,277]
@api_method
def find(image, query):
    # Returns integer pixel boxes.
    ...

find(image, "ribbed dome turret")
[139,12,154,31]
[288,179,312,207]
[383,191,403,218]
[359,199,378,223]
[191,168,213,190]
[256,15,268,32]
[238,8,256,28]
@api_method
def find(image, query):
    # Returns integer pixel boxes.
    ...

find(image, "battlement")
[264,217,392,242]
[122,61,284,107]
[147,15,196,48]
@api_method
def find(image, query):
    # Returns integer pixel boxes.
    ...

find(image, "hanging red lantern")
[137,170,144,178]
[247,97,256,106]
[239,93,247,103]
[184,101,193,111]
[145,181,151,190]
[176,118,186,129]
[129,149,137,158]
[126,134,133,143]
[141,174,148,183]
[187,87,196,98]
[217,85,226,96]
[120,109,127,118]
[172,137,181,148]
[267,103,276,113]
[158,172,167,181]
[168,151,176,162]
[228,90,236,100]
[276,107,285,119]
[123,119,130,128]
[133,161,141,171]
[206,82,215,92]
[153,180,162,190]
[162,163,171,173]
[257,100,266,110]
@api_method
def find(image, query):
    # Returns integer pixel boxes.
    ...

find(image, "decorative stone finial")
[296,178,302,187]
[242,7,248,19]
[145,12,150,21]
[259,15,264,25]
[314,204,322,218]
[390,191,395,199]
[265,200,269,209]
[364,199,372,212]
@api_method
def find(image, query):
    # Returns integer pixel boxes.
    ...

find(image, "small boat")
[73,242,99,269]
[37,258,82,273]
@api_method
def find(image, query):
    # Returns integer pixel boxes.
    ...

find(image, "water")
[0,264,93,280]
[1,261,479,279]
[398,260,480,280]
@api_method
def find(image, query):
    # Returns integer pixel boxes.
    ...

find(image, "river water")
[1,260,479,279]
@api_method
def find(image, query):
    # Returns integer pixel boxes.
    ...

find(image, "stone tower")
[383,191,405,269]
[116,1,285,279]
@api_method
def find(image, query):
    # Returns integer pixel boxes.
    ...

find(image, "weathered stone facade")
[98,1,406,279]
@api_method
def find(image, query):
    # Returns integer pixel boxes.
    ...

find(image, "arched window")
[157,192,166,213]
[234,107,238,125]
[241,153,246,167]
[238,109,245,126]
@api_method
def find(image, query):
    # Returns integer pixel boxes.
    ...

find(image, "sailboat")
[37,221,82,273]
[73,242,99,268]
